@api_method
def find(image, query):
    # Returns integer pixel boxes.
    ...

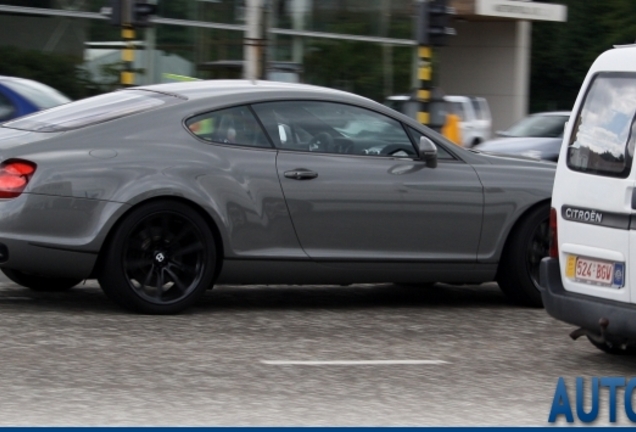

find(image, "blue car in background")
[0,76,71,122]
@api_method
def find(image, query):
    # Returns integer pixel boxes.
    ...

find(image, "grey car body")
[0,80,555,313]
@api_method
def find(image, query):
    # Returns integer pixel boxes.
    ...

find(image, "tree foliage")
[531,0,636,112]
[0,47,89,99]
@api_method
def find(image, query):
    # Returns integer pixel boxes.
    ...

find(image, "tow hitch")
[570,317,609,344]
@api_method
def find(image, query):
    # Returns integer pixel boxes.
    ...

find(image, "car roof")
[0,75,33,83]
[137,80,369,103]
[530,111,571,117]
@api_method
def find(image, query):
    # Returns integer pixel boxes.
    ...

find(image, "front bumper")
[540,257,636,341]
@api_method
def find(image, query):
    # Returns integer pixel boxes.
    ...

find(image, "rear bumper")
[540,257,636,341]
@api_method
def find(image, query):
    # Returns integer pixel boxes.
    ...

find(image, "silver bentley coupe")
[0,80,555,314]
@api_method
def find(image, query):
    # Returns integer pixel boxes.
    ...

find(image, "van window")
[447,101,465,121]
[567,73,636,178]
[471,98,485,120]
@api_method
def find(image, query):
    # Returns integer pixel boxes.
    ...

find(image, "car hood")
[474,136,562,154]
[0,126,63,149]
[467,148,557,168]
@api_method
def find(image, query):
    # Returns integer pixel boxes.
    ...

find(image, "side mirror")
[495,130,508,137]
[418,136,438,168]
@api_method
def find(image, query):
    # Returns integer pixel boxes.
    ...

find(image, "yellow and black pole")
[121,24,136,87]
[415,0,455,133]
[106,0,156,87]
[416,45,432,127]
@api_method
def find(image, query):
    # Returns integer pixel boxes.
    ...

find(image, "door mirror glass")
[419,136,438,168]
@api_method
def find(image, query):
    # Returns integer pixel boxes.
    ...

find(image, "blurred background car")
[473,111,570,162]
[384,94,492,147]
[0,76,71,122]
[444,95,492,148]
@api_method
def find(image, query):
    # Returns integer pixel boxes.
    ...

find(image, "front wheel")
[98,201,217,314]
[1,268,82,292]
[497,204,550,307]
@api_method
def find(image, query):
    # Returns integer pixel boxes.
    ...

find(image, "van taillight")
[0,160,36,199]
[549,207,558,258]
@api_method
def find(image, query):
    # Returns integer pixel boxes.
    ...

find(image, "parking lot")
[0,274,633,426]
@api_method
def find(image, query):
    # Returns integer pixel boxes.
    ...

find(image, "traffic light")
[107,0,157,27]
[132,0,157,28]
[108,0,122,26]
[417,0,456,47]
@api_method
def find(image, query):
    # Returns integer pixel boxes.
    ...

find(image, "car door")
[556,72,636,303]
[185,104,306,259]
[252,100,484,261]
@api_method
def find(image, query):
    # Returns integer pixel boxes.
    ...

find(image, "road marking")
[261,360,449,365]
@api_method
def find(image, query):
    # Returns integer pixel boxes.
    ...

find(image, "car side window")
[406,127,455,160]
[252,101,417,157]
[186,105,271,148]
[0,92,15,122]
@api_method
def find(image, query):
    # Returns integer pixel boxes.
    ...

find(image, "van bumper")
[540,257,636,341]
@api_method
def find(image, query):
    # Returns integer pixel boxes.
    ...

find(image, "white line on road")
[261,360,449,365]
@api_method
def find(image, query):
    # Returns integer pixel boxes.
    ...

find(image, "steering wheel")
[308,132,335,153]
[380,144,417,157]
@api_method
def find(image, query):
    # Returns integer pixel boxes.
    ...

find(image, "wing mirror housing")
[418,136,438,168]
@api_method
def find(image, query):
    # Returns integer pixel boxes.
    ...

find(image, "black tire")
[1,268,81,292]
[395,282,436,288]
[98,200,217,314]
[587,336,636,355]
[497,204,550,307]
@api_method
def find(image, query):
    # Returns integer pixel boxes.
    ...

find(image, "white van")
[541,45,636,354]
[444,95,492,147]
[384,94,492,147]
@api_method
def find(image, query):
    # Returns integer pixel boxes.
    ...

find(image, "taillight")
[0,160,36,199]
[549,207,558,258]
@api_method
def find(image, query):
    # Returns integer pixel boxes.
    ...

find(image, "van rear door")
[556,72,636,303]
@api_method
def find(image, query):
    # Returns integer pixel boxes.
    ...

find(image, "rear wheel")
[497,204,550,307]
[98,201,217,314]
[1,268,81,292]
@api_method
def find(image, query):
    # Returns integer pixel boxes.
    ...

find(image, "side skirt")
[216,259,498,285]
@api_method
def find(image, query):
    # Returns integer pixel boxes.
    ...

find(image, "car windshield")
[2,89,181,132]
[503,114,569,138]
[1,78,70,109]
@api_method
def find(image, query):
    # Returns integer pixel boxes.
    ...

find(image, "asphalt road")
[0,274,633,426]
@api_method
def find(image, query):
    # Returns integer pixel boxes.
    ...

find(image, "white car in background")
[444,95,492,147]
[384,94,492,147]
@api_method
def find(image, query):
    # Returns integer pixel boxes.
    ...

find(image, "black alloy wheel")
[526,217,550,289]
[497,204,550,307]
[99,201,217,314]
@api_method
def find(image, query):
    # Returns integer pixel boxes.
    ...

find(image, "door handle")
[284,169,318,180]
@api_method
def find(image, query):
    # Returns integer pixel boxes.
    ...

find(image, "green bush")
[0,47,88,99]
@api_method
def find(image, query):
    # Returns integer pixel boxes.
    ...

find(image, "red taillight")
[0,160,36,199]
[549,207,558,258]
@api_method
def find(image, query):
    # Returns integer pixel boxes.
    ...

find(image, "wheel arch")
[495,199,551,277]
[91,196,225,281]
